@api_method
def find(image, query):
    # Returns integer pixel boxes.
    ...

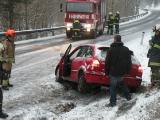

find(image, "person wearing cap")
[114,11,120,34]
[105,35,132,107]
[147,24,160,86]
[2,28,15,90]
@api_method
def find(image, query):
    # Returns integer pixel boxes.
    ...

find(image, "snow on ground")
[120,9,151,26]
[148,5,160,11]
[125,31,151,84]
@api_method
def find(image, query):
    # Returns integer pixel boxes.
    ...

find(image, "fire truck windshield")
[67,2,93,13]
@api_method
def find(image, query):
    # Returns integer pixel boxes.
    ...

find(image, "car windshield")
[96,47,109,60]
[67,2,93,13]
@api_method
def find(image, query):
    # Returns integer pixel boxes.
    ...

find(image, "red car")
[55,44,143,92]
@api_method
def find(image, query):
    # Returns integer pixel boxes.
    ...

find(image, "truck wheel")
[66,32,71,38]
[77,72,88,93]
[99,24,105,35]
[55,68,63,83]
[99,30,103,35]
[91,30,97,39]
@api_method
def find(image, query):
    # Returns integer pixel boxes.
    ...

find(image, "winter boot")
[2,80,9,90]
[2,86,9,90]
[8,80,13,87]
[8,84,13,87]
[0,111,8,118]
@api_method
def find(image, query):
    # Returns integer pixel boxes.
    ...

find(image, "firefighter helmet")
[5,28,16,38]
[153,24,160,32]
[74,19,80,23]
[109,12,112,15]
[116,11,120,14]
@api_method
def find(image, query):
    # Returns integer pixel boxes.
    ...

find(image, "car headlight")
[66,23,72,27]
[65,23,72,30]
[84,24,92,29]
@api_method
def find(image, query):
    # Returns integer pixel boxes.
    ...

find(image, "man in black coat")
[105,35,132,107]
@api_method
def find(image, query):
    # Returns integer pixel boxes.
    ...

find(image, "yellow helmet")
[109,12,112,15]
[116,11,120,14]
[153,24,160,32]
[74,19,80,23]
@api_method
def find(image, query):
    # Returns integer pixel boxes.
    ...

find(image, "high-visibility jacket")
[108,15,114,26]
[114,14,120,24]
[2,40,15,63]
[73,20,81,30]
[147,35,160,67]
[2,39,15,71]
[0,41,5,62]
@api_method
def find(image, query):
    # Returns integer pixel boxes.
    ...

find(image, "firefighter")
[114,11,120,34]
[2,28,15,90]
[0,40,9,118]
[72,19,82,39]
[147,24,160,86]
[107,12,114,35]
[73,19,81,30]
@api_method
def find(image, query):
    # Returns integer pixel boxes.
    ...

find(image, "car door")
[70,46,87,81]
[60,44,72,77]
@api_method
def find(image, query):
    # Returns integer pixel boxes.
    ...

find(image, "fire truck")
[64,0,107,39]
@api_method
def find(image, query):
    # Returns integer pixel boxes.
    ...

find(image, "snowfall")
[2,6,160,120]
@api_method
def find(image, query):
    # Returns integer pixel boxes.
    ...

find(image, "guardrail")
[0,10,148,39]
[120,10,148,22]
[0,26,65,37]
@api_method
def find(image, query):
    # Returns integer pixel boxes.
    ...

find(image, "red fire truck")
[64,0,107,39]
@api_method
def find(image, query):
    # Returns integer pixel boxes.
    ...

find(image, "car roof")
[78,44,109,48]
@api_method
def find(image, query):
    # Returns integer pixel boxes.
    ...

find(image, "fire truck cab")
[64,0,107,39]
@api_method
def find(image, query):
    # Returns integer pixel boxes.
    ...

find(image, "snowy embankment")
[57,28,160,120]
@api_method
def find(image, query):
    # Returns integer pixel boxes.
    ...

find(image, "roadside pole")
[141,32,145,45]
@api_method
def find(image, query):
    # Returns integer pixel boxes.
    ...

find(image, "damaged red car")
[55,44,143,93]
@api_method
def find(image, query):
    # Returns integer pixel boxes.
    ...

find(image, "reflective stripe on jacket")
[0,42,5,61]
[153,44,160,49]
[2,40,15,63]
[149,62,160,67]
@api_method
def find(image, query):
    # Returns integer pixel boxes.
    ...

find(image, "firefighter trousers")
[107,25,113,35]
[2,62,12,87]
[115,24,119,34]
[151,67,160,86]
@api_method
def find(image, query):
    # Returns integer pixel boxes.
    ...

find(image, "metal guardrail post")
[52,30,55,36]
[141,32,145,45]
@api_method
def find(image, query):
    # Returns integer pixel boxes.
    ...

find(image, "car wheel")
[77,72,88,93]
[129,87,137,93]
[55,68,63,83]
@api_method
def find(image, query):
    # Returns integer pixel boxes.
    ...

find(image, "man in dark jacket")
[105,35,132,107]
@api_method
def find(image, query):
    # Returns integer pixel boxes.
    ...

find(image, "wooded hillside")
[0,0,158,31]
